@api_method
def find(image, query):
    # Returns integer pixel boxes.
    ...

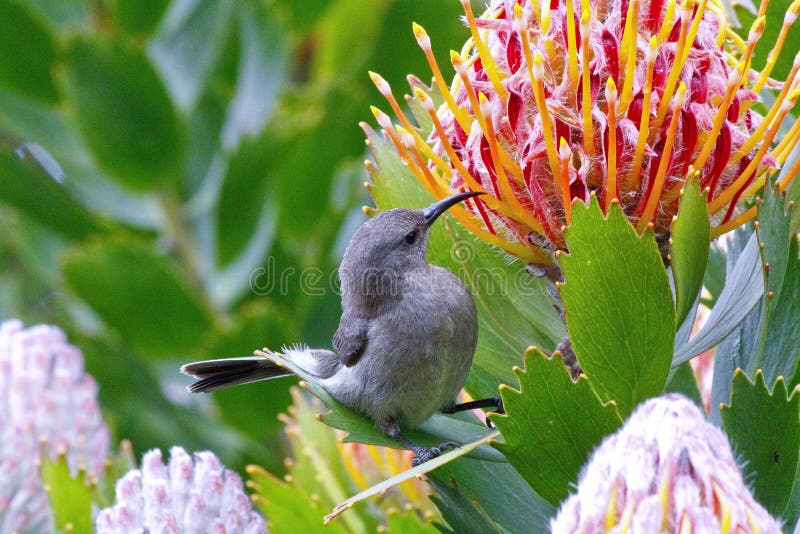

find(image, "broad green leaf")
[734,0,800,81]
[215,133,273,267]
[670,178,710,328]
[270,87,368,240]
[0,0,57,102]
[763,237,800,386]
[41,453,94,533]
[701,241,726,308]
[270,0,328,33]
[559,197,674,416]
[0,147,104,239]
[674,230,762,366]
[254,349,504,462]
[491,348,622,505]
[427,477,504,534]
[22,0,87,30]
[363,122,565,397]
[664,361,704,409]
[721,370,800,518]
[385,509,438,533]
[0,86,89,165]
[61,239,214,359]
[248,465,350,534]
[283,388,378,533]
[751,179,800,382]
[309,0,386,84]
[709,229,764,425]
[148,0,235,110]
[112,0,169,36]
[365,0,474,94]
[64,36,186,190]
[220,0,287,150]
[431,457,555,534]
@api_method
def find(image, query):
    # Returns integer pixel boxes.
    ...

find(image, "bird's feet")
[410,441,458,467]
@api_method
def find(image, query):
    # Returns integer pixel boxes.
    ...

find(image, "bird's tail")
[181,356,291,393]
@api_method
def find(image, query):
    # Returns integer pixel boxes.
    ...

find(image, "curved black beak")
[422,191,484,226]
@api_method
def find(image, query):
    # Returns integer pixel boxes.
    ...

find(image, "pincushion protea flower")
[0,319,110,533]
[368,0,800,265]
[95,447,266,533]
[551,394,780,532]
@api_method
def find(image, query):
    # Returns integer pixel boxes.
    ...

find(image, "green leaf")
[701,241,726,308]
[220,0,287,150]
[365,0,473,97]
[709,229,764,424]
[430,457,555,533]
[733,0,800,81]
[61,239,214,358]
[0,0,58,102]
[721,370,800,518]
[270,86,368,240]
[64,36,186,190]
[215,133,273,266]
[670,178,710,328]
[385,509,438,533]
[674,230,763,366]
[763,237,800,385]
[363,122,565,396]
[0,85,89,164]
[0,147,104,239]
[664,361,704,410]
[559,197,674,416]
[491,348,621,506]
[309,0,386,84]
[248,464,350,534]
[111,0,169,36]
[148,0,235,110]
[751,180,800,382]
[41,452,94,533]
[427,477,504,534]
[283,388,379,533]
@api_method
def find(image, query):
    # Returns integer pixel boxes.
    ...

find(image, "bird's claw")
[411,441,458,467]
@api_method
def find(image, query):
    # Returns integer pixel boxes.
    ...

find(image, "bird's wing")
[332,312,369,367]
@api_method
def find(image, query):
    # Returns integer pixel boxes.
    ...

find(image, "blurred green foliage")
[0,0,474,475]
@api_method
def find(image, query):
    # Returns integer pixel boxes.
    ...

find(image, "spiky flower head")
[95,447,266,533]
[0,319,110,533]
[551,394,780,532]
[369,0,800,265]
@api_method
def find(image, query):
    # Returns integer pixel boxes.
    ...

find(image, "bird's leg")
[378,419,457,467]
[442,397,504,427]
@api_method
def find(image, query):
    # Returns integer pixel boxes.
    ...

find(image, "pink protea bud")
[95,447,266,534]
[551,394,781,533]
[0,319,110,532]
[370,0,800,265]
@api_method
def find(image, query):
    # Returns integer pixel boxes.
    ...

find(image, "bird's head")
[339,192,482,299]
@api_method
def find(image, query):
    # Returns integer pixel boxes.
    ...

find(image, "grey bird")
[181,191,502,465]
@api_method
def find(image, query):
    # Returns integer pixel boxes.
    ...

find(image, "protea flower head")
[95,447,266,533]
[551,394,780,532]
[0,319,110,533]
[368,0,800,265]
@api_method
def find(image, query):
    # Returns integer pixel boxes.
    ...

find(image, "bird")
[181,191,502,465]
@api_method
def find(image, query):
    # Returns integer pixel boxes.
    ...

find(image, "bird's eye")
[403,231,417,245]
